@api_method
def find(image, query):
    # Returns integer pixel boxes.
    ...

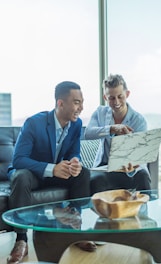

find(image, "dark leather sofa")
[0,126,159,231]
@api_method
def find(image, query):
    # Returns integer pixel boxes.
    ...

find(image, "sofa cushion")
[0,182,69,208]
[0,163,10,181]
[0,181,10,196]
[0,126,20,181]
[80,139,100,168]
[31,188,69,204]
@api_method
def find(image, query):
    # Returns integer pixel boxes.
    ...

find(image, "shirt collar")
[54,111,71,131]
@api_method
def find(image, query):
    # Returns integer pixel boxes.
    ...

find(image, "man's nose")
[114,97,119,104]
[81,103,83,111]
[78,103,83,111]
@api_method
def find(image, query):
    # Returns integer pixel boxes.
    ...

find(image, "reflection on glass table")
[2,189,161,263]
[2,190,160,232]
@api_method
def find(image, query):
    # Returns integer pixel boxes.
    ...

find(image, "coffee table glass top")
[2,190,161,233]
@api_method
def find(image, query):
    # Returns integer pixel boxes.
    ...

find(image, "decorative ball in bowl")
[91,189,149,219]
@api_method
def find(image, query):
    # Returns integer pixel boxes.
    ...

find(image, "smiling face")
[56,89,84,127]
[104,84,130,115]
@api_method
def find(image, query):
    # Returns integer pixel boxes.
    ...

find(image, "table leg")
[33,230,161,263]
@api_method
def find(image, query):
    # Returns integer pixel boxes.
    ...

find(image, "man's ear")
[57,99,63,107]
[103,94,107,101]
[126,90,130,98]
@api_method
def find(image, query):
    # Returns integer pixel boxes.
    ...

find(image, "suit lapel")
[47,110,57,162]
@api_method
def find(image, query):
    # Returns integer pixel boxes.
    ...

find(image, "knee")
[81,167,90,181]
[10,169,33,187]
[90,173,107,195]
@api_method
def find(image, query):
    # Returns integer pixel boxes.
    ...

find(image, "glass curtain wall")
[1,0,161,128]
[107,0,161,178]
[0,0,99,126]
[107,0,161,129]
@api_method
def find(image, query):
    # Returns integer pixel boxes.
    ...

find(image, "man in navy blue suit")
[7,81,90,264]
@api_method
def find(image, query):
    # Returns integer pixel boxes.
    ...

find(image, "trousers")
[9,167,90,233]
[90,169,151,195]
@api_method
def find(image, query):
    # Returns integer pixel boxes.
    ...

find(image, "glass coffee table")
[2,190,161,263]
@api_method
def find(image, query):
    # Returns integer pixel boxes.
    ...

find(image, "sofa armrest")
[148,156,159,190]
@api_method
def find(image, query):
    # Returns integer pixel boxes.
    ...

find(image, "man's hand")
[117,163,139,173]
[53,157,82,179]
[69,157,82,177]
[110,124,133,135]
[53,160,71,179]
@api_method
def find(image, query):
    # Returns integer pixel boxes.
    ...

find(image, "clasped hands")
[53,157,82,179]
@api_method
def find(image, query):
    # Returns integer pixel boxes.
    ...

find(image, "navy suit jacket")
[12,110,82,178]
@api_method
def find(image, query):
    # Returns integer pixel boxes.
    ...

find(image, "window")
[108,0,161,129]
[0,0,99,126]
[0,93,11,125]
[108,0,161,177]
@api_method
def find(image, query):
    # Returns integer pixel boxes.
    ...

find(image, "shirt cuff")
[126,170,136,177]
[43,163,55,177]
[110,134,116,138]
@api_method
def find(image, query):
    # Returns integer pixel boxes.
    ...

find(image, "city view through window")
[0,0,161,128]
[0,0,161,177]
[108,0,161,131]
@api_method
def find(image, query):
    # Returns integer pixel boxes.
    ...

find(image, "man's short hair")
[55,81,81,101]
[103,74,128,90]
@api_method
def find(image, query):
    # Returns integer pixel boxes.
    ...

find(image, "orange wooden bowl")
[92,189,149,219]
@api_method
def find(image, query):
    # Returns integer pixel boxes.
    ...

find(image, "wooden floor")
[0,229,38,264]
[59,242,155,264]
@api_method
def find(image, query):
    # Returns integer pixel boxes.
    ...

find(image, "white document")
[91,128,161,172]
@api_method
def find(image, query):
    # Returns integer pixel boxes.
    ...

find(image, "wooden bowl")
[91,189,149,219]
